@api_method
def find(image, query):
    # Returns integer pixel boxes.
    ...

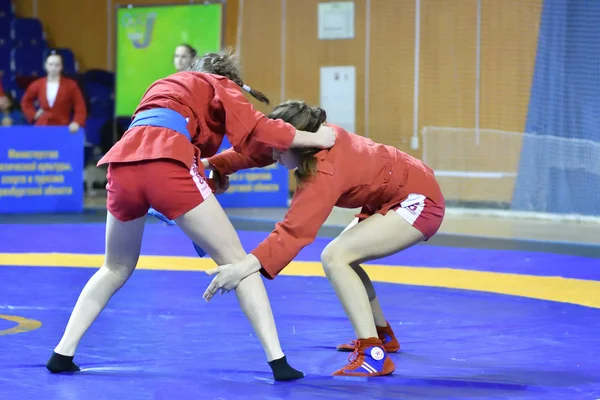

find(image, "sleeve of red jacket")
[0,82,5,96]
[207,147,275,176]
[215,82,296,154]
[251,169,339,279]
[70,81,87,127]
[21,80,40,123]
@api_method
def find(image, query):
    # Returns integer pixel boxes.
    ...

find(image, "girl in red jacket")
[203,100,445,377]
[21,51,86,132]
[45,52,336,381]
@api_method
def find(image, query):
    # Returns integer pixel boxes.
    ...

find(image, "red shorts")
[106,158,213,222]
[392,193,445,239]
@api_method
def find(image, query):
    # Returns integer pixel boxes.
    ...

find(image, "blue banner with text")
[0,127,84,214]
[216,137,289,208]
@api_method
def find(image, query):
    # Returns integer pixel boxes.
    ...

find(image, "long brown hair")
[191,47,270,105]
[268,100,327,184]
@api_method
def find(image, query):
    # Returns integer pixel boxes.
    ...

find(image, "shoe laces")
[345,340,363,369]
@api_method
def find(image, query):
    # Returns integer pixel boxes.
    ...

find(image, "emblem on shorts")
[406,202,421,214]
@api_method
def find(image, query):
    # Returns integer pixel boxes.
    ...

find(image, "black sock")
[46,352,80,373]
[268,355,304,381]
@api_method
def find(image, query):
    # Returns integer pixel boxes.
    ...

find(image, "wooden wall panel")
[480,0,542,132]
[284,0,366,134]
[240,0,367,191]
[12,0,34,18]
[236,0,287,187]
[37,0,106,71]
[281,0,366,191]
[223,0,238,49]
[417,0,480,203]
[419,0,477,130]
[236,0,282,116]
[417,0,479,202]
[369,0,416,156]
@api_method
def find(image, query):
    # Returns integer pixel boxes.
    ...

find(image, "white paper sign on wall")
[318,1,355,40]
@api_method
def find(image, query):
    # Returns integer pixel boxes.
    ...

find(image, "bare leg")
[343,218,387,327]
[47,213,146,372]
[321,212,425,340]
[174,196,284,362]
[175,195,303,380]
[369,297,388,328]
[350,263,387,327]
[326,212,425,376]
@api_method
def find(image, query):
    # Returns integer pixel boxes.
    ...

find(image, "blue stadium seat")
[11,18,45,48]
[84,116,110,146]
[11,47,45,77]
[89,97,114,118]
[0,0,14,19]
[83,69,115,88]
[3,75,23,102]
[0,47,10,78]
[44,48,77,74]
[85,82,113,102]
[0,11,12,61]
[1,71,13,92]
[13,87,25,102]
[0,31,12,52]
[0,17,11,76]
[0,14,12,42]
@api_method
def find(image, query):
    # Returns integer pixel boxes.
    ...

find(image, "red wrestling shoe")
[336,322,400,353]
[332,337,395,377]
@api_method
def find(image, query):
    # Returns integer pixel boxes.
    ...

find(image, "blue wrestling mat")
[0,223,599,399]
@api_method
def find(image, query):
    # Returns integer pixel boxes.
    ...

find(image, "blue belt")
[129,108,192,141]
[133,108,207,258]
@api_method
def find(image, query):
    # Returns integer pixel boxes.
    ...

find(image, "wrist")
[244,253,262,275]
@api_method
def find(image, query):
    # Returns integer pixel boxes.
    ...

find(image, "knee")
[103,262,135,283]
[321,242,353,270]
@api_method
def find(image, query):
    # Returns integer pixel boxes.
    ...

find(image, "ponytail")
[240,83,270,105]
